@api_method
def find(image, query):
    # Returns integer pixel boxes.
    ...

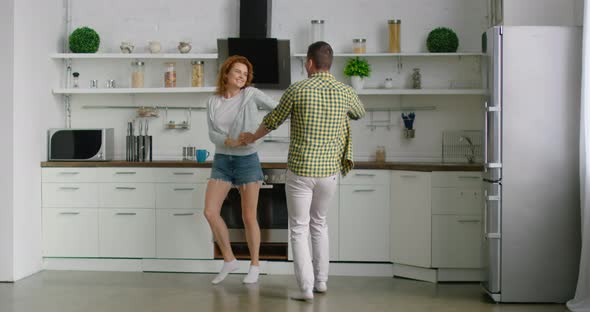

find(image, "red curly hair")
[215,55,254,95]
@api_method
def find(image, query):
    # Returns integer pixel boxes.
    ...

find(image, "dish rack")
[442,130,483,163]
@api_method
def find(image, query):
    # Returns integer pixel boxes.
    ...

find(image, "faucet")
[459,136,476,164]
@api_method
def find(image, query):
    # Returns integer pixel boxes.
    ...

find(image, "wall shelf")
[293,52,484,57]
[357,89,487,95]
[51,53,219,60]
[53,87,217,95]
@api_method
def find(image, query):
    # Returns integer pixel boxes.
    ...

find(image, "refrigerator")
[482,26,582,303]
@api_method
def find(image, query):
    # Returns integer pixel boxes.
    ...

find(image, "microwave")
[48,128,114,161]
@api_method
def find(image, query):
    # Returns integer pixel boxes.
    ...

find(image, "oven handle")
[260,184,274,189]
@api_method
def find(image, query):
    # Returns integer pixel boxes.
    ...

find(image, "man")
[240,41,365,301]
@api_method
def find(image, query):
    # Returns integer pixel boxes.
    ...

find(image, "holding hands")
[224,137,246,147]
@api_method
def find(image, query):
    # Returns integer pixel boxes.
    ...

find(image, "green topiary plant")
[426,27,459,53]
[69,27,100,53]
[344,57,371,77]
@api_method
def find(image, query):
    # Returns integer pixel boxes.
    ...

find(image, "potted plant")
[426,27,459,53]
[69,26,100,53]
[344,57,371,91]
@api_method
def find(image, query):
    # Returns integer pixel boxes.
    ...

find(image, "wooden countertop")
[41,161,483,172]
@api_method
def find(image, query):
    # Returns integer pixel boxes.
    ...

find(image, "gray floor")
[0,271,568,312]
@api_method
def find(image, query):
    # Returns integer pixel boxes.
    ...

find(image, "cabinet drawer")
[42,168,97,183]
[431,188,482,215]
[156,209,213,259]
[153,168,210,183]
[99,209,155,258]
[431,172,482,188]
[42,183,99,207]
[156,183,206,209]
[432,215,482,268]
[100,183,155,208]
[43,208,99,257]
[96,168,154,183]
[340,170,389,185]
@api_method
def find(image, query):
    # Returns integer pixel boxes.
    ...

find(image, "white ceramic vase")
[350,76,365,91]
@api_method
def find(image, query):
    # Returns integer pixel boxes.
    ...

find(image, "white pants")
[286,170,338,291]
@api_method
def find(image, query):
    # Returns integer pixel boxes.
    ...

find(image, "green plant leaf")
[69,27,100,53]
[426,27,459,53]
[343,57,371,78]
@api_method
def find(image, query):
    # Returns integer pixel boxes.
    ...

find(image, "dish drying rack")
[441,130,483,163]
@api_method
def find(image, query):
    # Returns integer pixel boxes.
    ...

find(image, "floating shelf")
[51,53,219,59]
[357,89,487,95]
[52,87,217,95]
[293,52,484,57]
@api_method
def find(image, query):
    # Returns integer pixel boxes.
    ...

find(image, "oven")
[217,168,288,259]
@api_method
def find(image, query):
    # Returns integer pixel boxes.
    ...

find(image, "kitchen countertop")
[41,161,483,172]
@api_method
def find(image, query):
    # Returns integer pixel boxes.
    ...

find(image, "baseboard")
[437,268,482,282]
[393,263,438,283]
[43,258,143,272]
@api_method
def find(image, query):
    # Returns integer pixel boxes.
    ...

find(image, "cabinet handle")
[115,171,137,175]
[115,212,137,216]
[260,185,274,189]
[354,173,376,177]
[59,212,80,215]
[458,176,480,179]
[353,189,376,192]
[173,188,195,191]
[400,175,417,178]
[458,220,481,223]
[115,187,136,190]
[173,213,195,216]
[173,172,194,175]
[59,172,79,175]
[59,187,79,190]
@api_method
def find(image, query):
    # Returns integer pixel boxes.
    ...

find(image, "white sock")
[314,281,327,293]
[290,288,314,301]
[242,265,260,284]
[211,260,239,285]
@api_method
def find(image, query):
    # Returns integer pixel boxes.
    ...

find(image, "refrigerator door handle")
[484,101,488,166]
[483,189,488,239]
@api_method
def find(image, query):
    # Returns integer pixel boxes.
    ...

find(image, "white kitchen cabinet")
[156,209,213,259]
[390,171,432,267]
[99,183,155,208]
[95,168,153,182]
[43,208,99,257]
[99,208,156,258]
[339,170,390,262]
[42,183,99,208]
[42,168,97,183]
[155,183,206,209]
[431,215,482,268]
[152,168,210,183]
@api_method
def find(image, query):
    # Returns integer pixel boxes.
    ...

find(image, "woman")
[204,55,277,285]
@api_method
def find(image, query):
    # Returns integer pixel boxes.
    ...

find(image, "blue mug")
[196,149,210,162]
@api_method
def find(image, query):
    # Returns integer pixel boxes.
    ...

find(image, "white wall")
[0,0,15,282]
[67,0,487,163]
[504,0,580,26]
[11,0,63,280]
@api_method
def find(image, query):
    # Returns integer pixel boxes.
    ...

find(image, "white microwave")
[48,128,114,161]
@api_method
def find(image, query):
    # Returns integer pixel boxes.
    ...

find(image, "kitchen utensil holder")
[403,128,415,138]
[163,105,191,130]
[441,130,483,163]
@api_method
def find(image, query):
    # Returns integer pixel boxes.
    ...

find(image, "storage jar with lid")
[353,38,366,54]
[164,62,176,88]
[388,19,401,53]
[310,20,325,44]
[191,61,204,87]
[131,61,144,88]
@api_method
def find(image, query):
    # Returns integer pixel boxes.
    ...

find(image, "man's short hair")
[307,41,333,70]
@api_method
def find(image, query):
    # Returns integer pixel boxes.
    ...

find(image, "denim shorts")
[210,153,264,186]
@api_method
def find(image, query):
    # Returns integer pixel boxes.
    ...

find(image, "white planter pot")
[350,76,365,91]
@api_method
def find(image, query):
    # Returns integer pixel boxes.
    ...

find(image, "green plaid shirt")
[262,72,365,177]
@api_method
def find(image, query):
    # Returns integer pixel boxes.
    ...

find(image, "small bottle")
[376,146,386,163]
[412,68,422,89]
[310,20,325,44]
[164,62,176,88]
[131,61,145,88]
[353,38,366,54]
[388,20,401,53]
[384,78,394,89]
[191,61,204,87]
[72,72,80,88]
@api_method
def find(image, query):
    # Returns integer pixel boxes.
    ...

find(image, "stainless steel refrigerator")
[482,26,582,303]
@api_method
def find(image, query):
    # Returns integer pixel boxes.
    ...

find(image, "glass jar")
[376,146,386,163]
[164,62,176,88]
[384,77,394,89]
[131,61,144,88]
[411,68,422,89]
[388,20,401,53]
[191,61,204,87]
[310,20,325,44]
[72,72,80,88]
[353,38,366,54]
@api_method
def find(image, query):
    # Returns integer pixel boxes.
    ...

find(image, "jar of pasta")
[353,38,366,54]
[191,61,204,87]
[164,62,176,88]
[131,61,144,88]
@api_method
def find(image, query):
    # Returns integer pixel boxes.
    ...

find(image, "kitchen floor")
[0,271,567,312]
